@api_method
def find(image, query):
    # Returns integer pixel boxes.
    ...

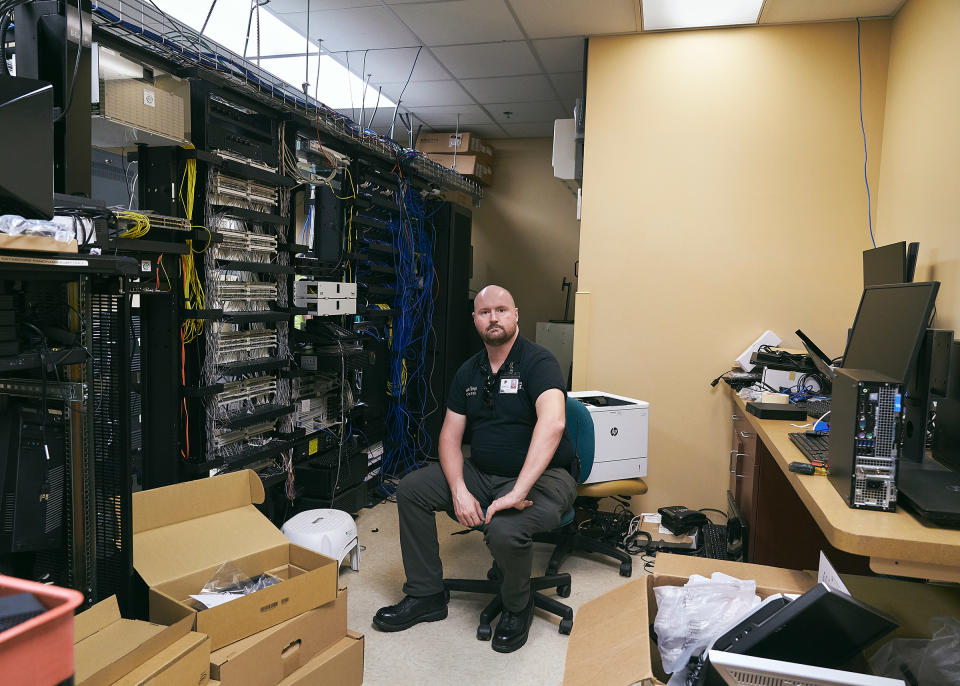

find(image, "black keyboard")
[701,523,728,560]
[789,432,830,464]
[801,398,831,419]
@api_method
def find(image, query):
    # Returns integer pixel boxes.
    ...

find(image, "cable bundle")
[379,181,438,491]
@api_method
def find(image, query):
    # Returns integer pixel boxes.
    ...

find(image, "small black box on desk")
[746,402,807,421]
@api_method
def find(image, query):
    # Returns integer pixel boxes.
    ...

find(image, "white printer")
[568,391,649,483]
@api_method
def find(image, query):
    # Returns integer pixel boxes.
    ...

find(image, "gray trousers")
[396,459,577,613]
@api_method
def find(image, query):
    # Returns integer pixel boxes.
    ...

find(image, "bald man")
[373,285,577,653]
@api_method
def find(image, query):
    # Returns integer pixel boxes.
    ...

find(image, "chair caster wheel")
[559,618,573,635]
[477,624,492,641]
[557,584,571,598]
[620,562,632,577]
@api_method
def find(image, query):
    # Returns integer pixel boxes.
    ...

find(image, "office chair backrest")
[564,396,594,483]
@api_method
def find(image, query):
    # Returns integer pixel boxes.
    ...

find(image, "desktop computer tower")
[828,368,904,512]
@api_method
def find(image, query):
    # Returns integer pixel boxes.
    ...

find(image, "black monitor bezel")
[841,282,939,384]
[862,241,907,288]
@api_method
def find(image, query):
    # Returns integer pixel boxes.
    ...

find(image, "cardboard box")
[416,132,494,162]
[439,189,475,208]
[113,633,210,686]
[426,154,493,187]
[132,470,338,650]
[564,554,817,686]
[210,590,348,686]
[102,79,186,142]
[0,234,79,253]
[276,632,364,686]
[73,596,207,686]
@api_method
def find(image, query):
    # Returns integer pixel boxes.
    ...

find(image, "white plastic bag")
[869,617,960,686]
[654,572,761,683]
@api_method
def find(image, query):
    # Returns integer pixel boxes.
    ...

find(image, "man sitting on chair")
[373,284,577,652]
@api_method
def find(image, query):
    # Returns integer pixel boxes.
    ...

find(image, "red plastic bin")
[0,574,84,686]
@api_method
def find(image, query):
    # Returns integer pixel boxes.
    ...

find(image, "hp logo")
[610,427,619,436]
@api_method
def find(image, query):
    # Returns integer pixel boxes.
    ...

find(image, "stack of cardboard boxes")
[73,470,363,686]
[417,132,495,187]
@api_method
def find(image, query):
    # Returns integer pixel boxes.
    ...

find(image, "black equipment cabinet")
[425,203,475,453]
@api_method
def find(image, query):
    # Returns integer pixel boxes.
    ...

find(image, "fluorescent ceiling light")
[149,0,395,111]
[642,0,763,31]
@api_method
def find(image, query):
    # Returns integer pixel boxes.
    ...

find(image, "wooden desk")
[730,393,960,583]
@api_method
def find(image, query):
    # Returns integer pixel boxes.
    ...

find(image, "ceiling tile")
[760,0,903,23]
[278,7,419,52]
[531,37,586,73]
[460,74,556,103]
[391,0,524,45]
[268,0,381,14]
[498,121,555,137]
[508,0,638,38]
[375,79,475,107]
[486,100,565,123]
[405,104,495,127]
[457,123,509,138]
[548,72,583,101]
[431,41,540,78]
[330,47,449,83]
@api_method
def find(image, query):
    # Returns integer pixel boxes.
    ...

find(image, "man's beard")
[480,322,515,346]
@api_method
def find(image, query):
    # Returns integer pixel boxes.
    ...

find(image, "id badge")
[500,377,519,394]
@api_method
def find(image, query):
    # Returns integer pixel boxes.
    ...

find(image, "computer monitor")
[905,242,919,283]
[842,282,939,384]
[0,76,54,219]
[863,243,907,287]
[708,651,905,686]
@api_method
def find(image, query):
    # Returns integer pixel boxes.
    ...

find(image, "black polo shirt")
[446,335,574,477]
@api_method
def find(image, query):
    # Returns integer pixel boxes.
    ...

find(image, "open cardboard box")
[564,553,960,686]
[73,596,209,686]
[275,631,364,686]
[133,470,338,650]
[210,589,349,686]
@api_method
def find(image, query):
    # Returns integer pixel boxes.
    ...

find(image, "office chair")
[533,395,648,578]
[442,508,576,640]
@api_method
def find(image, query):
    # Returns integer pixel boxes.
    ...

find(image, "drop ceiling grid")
[270,0,592,137]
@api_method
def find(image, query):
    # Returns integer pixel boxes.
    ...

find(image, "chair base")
[533,527,633,577]
[442,567,574,638]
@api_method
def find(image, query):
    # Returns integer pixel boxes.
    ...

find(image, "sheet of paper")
[642,512,672,535]
[818,551,850,594]
[189,592,242,609]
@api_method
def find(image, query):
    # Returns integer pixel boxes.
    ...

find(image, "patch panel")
[210,172,278,207]
[214,149,278,173]
[215,376,278,407]
[214,420,277,449]
[216,282,278,300]
[214,330,278,357]
[218,229,278,254]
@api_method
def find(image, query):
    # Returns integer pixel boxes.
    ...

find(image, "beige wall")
[470,138,581,332]
[876,0,960,332]
[574,20,892,511]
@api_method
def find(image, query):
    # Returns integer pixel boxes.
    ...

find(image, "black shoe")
[373,592,448,632]
[491,595,534,653]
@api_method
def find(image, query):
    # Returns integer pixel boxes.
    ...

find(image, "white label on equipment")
[140,260,152,272]
[0,256,88,267]
[143,89,156,107]
[818,551,850,594]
